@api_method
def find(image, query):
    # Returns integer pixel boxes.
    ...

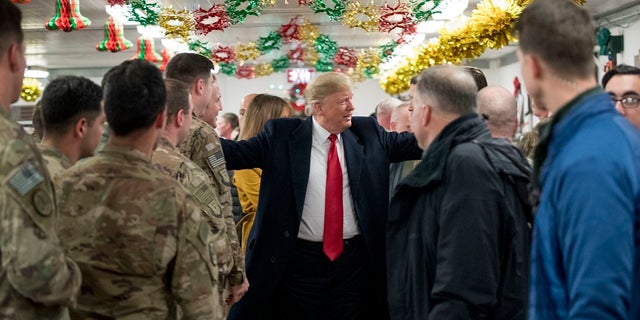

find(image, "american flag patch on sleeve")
[207,150,226,169]
[9,163,44,196]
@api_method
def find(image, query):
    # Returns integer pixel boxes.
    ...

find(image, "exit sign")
[287,68,315,83]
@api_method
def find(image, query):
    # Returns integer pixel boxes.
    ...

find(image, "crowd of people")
[2,0,640,319]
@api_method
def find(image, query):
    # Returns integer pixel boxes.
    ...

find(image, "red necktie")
[324,134,343,261]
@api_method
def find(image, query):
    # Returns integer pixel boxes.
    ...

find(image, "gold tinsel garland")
[380,0,587,94]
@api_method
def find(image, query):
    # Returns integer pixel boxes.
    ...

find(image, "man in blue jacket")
[516,0,640,318]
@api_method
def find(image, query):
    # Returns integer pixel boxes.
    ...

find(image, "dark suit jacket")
[223,116,422,319]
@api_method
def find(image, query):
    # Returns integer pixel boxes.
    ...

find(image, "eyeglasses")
[611,97,640,109]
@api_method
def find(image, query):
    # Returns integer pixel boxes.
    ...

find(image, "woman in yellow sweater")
[234,94,292,252]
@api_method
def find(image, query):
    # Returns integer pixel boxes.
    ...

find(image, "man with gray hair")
[387,65,531,319]
[477,85,518,141]
[375,97,402,130]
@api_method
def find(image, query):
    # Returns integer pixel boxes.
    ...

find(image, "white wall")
[612,19,640,67]
[216,72,397,117]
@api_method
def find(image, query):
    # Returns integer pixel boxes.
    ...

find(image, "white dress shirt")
[297,117,360,241]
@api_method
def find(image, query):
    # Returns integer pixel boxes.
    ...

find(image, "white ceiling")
[15,0,640,71]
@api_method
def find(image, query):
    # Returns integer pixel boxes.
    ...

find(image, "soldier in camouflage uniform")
[56,60,223,319]
[166,53,248,305]
[152,79,234,313]
[31,101,43,143]
[0,1,82,318]
[38,76,105,177]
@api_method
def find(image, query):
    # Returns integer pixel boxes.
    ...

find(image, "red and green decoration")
[211,45,236,63]
[289,82,307,112]
[96,16,133,53]
[378,1,414,32]
[236,65,256,79]
[257,31,283,54]
[123,0,442,34]
[219,62,237,76]
[127,0,161,26]
[334,47,357,68]
[279,17,301,44]
[45,0,91,32]
[225,0,263,24]
[134,37,161,62]
[272,55,291,72]
[160,48,173,71]
[189,38,212,57]
[196,16,408,80]
[193,4,231,35]
[288,46,304,64]
[309,0,346,22]
[314,35,338,60]
[411,0,443,22]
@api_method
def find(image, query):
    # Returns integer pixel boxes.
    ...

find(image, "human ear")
[421,105,432,127]
[75,118,88,138]
[8,43,22,73]
[313,102,322,115]
[195,78,205,95]
[176,109,185,127]
[155,110,167,129]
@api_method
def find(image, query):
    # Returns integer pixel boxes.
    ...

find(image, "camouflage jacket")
[56,144,223,320]
[153,138,239,292]
[37,144,72,178]
[178,116,244,285]
[0,107,81,320]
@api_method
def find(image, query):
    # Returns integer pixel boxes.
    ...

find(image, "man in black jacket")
[387,65,532,319]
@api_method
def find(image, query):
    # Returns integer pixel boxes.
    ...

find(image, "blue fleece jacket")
[529,90,640,319]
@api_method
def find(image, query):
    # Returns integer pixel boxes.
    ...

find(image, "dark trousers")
[272,236,373,320]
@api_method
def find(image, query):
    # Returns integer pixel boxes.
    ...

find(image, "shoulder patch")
[206,150,226,170]
[9,163,44,196]
[32,189,53,216]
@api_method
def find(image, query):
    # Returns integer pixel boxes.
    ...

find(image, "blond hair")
[239,94,292,140]
[304,72,353,115]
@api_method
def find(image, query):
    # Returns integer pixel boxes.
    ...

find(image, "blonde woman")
[234,94,292,252]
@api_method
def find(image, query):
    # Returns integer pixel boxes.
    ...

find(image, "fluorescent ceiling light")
[24,66,49,78]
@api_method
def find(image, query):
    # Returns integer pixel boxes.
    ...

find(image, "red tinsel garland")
[194,4,231,35]
[279,17,301,44]
[236,65,255,79]
[333,47,357,68]
[211,45,236,63]
[379,1,413,33]
[288,46,304,63]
